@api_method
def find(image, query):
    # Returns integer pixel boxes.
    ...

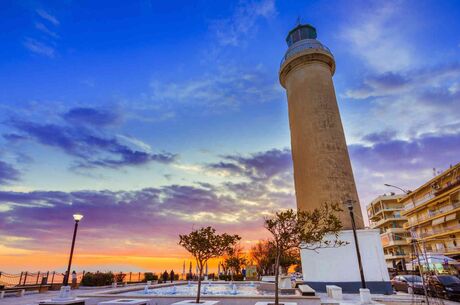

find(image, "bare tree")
[264,204,346,305]
[179,226,240,303]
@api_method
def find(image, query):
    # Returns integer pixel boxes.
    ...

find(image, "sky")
[0,0,460,273]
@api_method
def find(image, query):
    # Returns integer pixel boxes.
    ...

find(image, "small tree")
[179,226,240,303]
[264,204,346,305]
[250,240,300,277]
[223,245,247,281]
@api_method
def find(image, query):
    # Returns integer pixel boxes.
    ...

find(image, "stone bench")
[298,284,316,296]
[326,285,342,300]
[0,288,26,298]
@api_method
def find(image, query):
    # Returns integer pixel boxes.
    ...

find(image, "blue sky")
[0,0,460,271]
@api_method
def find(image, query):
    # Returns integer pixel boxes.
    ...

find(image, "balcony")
[428,201,460,218]
[404,193,435,211]
[384,253,409,260]
[419,223,460,239]
[384,240,409,247]
[371,215,406,228]
[404,203,460,229]
[434,178,460,197]
[382,227,407,234]
[431,247,460,255]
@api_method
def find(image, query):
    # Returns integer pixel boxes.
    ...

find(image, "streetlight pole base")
[359,288,372,304]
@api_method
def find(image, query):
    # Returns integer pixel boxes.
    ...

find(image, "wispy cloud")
[343,62,460,140]
[210,0,277,47]
[151,65,281,111]
[23,9,60,57]
[341,2,415,72]
[23,38,55,58]
[36,9,60,26]
[35,22,59,38]
[0,161,21,185]
[5,107,176,170]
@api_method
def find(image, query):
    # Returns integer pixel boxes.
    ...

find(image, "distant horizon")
[1,0,460,273]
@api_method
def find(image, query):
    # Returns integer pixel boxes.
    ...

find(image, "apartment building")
[367,194,411,270]
[401,162,460,258]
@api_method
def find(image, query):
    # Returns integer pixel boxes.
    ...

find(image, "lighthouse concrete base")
[300,229,392,294]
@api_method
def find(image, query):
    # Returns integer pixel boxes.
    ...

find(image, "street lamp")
[344,199,366,289]
[64,213,83,286]
[383,183,412,194]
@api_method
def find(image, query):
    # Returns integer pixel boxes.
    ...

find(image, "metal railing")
[419,223,460,238]
[0,271,148,288]
[280,40,332,66]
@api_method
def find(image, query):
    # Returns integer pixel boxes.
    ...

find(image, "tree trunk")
[274,251,281,305]
[196,262,203,303]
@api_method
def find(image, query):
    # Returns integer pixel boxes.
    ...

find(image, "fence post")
[45,271,49,285]
[129,272,132,283]
[51,271,55,284]
[19,272,23,286]
[138,272,141,282]
[82,270,85,283]
[23,272,28,285]
[36,271,40,284]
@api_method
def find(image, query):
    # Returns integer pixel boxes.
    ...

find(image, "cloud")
[1,134,458,256]
[350,131,460,206]
[151,65,281,110]
[345,63,460,100]
[0,161,21,185]
[0,148,296,255]
[23,10,60,57]
[23,38,55,58]
[35,22,59,38]
[343,62,460,140]
[210,0,277,47]
[341,2,415,72]
[36,9,60,26]
[209,148,292,182]
[6,116,175,170]
[63,107,121,127]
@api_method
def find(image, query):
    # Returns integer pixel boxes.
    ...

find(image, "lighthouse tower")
[279,24,391,294]
[279,24,363,229]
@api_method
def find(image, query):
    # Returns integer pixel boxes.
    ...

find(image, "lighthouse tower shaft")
[279,25,364,230]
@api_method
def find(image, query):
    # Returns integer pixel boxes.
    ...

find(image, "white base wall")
[301,229,391,293]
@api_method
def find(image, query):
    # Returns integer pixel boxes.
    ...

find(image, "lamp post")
[383,183,412,194]
[64,213,83,286]
[344,199,366,289]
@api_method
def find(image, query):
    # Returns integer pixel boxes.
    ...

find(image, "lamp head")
[344,199,354,211]
[73,214,84,222]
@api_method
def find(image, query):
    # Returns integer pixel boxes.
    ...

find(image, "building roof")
[366,194,405,210]
[400,162,460,203]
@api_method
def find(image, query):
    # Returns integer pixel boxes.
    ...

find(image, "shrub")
[80,272,114,286]
[218,274,244,281]
[144,272,158,282]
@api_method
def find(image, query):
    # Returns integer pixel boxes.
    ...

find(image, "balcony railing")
[434,178,460,197]
[431,246,460,255]
[428,201,460,218]
[419,223,460,238]
[404,193,436,211]
[384,253,408,260]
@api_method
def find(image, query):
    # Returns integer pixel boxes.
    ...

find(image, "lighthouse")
[279,23,391,294]
[279,23,363,230]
